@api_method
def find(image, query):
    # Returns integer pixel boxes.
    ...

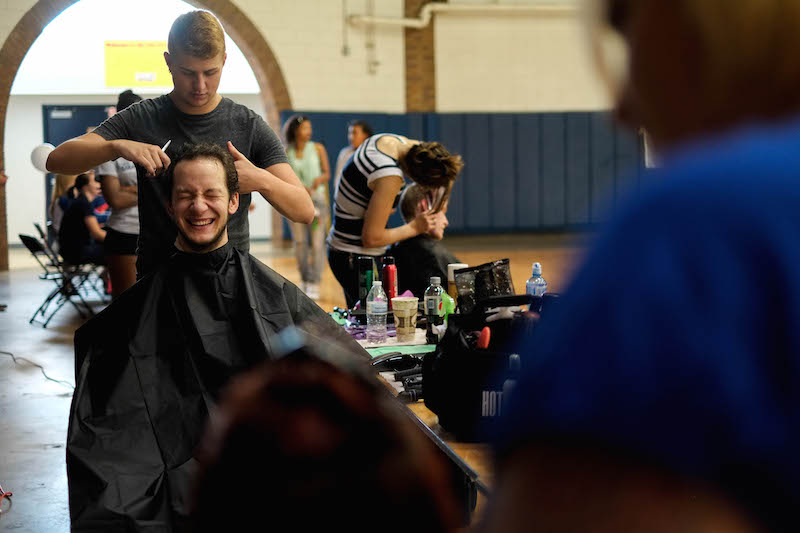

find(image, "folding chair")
[18,234,95,327]
[33,222,60,266]
[33,222,107,302]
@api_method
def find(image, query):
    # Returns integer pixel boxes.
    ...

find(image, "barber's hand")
[428,211,448,240]
[111,140,170,176]
[228,141,264,194]
[411,211,437,235]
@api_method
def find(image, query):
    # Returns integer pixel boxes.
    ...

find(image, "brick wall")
[405,0,442,112]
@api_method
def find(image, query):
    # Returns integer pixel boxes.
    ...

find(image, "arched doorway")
[0,0,292,270]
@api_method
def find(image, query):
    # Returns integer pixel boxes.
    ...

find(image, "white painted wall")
[238,0,406,112]
[434,8,611,112]
[4,93,271,246]
[1,1,606,113]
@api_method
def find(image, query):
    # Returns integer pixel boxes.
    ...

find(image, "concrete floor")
[0,233,586,532]
[0,268,78,532]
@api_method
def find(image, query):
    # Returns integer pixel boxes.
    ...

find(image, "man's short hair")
[348,120,373,138]
[399,184,427,223]
[166,143,239,199]
[168,11,226,58]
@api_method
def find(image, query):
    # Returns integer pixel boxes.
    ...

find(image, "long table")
[362,335,494,523]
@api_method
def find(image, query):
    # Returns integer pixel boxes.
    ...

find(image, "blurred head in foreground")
[479,2,800,532]
[192,355,460,532]
[587,0,800,152]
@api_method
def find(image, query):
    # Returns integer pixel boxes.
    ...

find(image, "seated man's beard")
[178,218,228,252]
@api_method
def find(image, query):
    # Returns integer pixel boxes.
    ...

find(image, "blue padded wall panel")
[540,113,567,227]
[280,110,643,235]
[489,114,516,229]
[515,115,541,228]
[406,113,427,141]
[614,126,641,204]
[566,113,591,225]
[464,114,492,230]
[590,113,616,224]
[438,114,466,230]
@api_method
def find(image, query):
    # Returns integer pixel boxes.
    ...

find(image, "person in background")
[333,119,373,191]
[46,10,313,278]
[388,184,459,299]
[57,173,105,265]
[485,1,800,532]
[49,173,78,239]
[84,168,110,226]
[96,90,142,298]
[327,133,463,308]
[282,115,330,299]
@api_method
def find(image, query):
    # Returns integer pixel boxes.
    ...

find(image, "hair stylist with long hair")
[327,133,463,308]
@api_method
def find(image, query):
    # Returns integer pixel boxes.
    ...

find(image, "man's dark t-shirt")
[58,195,95,263]
[389,235,460,298]
[93,95,288,276]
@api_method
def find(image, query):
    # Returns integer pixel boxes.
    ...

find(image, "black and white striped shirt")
[328,134,406,255]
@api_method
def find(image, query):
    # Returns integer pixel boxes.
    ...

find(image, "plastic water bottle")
[424,277,444,344]
[526,262,548,297]
[366,280,388,344]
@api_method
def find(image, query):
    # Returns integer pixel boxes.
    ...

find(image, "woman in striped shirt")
[327,133,463,308]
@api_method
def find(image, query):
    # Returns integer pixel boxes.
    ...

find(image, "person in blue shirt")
[486,2,800,532]
[57,173,106,265]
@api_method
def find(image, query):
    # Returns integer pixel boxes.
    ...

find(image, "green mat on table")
[367,345,436,358]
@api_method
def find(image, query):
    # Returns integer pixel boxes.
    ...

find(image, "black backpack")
[422,295,542,441]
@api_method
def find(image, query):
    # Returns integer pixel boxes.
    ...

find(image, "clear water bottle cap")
[373,281,382,286]
[430,276,441,285]
[532,262,542,276]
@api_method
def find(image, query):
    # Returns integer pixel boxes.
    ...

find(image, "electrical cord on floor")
[0,348,73,518]
[0,350,75,390]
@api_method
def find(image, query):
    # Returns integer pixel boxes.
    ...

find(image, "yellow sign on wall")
[105,41,172,88]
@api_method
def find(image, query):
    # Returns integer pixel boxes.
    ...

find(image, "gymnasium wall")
[281,110,645,233]
[1,0,637,248]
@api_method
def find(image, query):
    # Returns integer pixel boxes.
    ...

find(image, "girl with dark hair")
[282,115,330,299]
[327,133,463,308]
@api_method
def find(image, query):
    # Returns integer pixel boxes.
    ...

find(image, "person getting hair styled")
[327,133,463,308]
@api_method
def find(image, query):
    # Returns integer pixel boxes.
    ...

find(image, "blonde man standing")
[47,11,313,277]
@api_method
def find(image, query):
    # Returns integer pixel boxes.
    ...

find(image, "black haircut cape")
[66,243,368,531]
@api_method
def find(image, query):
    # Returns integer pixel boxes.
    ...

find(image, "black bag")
[422,295,538,442]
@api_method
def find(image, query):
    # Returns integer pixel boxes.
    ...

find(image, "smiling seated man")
[66,143,367,532]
